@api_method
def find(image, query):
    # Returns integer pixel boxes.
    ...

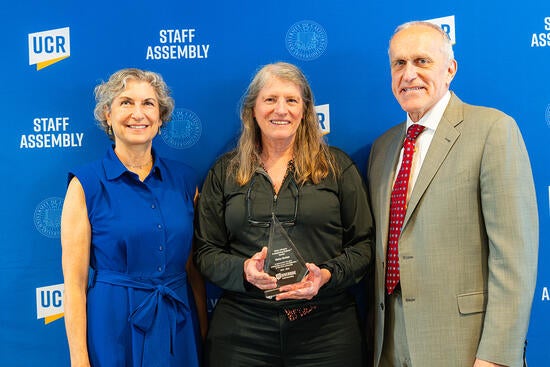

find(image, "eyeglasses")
[246,174,299,227]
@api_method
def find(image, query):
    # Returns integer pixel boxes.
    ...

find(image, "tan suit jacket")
[367,93,538,367]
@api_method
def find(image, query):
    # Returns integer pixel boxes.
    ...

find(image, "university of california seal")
[34,197,63,238]
[161,108,202,149]
[286,20,328,61]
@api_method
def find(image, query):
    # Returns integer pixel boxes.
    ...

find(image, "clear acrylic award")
[263,213,309,299]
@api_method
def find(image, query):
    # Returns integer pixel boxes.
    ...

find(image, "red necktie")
[386,123,426,295]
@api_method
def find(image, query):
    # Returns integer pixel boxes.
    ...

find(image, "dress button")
[157,224,162,229]
[151,204,156,209]
[159,245,163,251]
[157,266,163,272]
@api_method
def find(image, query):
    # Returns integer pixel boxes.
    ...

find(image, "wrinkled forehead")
[389,26,446,59]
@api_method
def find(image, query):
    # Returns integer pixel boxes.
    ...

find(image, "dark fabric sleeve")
[319,148,374,290]
[193,158,248,292]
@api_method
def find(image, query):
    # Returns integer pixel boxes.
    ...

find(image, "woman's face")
[106,79,162,148]
[253,76,304,147]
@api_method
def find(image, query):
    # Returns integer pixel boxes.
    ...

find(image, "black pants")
[205,295,365,367]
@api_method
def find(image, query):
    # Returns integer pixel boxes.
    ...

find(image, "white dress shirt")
[393,91,452,200]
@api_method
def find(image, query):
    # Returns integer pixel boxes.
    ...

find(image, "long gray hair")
[229,62,337,185]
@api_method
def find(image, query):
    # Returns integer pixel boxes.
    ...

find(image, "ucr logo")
[36,284,64,324]
[28,27,70,70]
[426,15,456,45]
[315,104,330,135]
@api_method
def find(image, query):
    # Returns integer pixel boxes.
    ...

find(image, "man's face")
[389,25,457,122]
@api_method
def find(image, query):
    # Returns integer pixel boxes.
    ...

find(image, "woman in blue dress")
[61,68,206,367]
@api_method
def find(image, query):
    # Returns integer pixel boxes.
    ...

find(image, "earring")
[107,126,113,135]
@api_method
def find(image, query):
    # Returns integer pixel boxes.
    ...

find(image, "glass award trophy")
[263,213,309,299]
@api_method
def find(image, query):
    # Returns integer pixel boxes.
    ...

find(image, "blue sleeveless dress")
[70,147,200,367]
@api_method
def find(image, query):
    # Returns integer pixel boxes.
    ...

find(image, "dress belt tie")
[92,270,190,367]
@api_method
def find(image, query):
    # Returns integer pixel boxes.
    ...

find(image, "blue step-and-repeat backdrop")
[1,1,548,365]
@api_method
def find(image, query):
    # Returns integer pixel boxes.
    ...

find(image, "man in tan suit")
[367,21,538,367]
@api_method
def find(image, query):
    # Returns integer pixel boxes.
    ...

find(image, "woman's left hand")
[275,263,331,301]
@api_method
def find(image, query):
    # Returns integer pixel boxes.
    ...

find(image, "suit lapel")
[403,94,464,228]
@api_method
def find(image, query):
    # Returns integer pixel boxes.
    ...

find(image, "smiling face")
[105,79,162,149]
[253,76,304,147]
[389,24,457,122]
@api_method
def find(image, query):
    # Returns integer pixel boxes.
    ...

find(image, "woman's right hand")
[243,247,277,290]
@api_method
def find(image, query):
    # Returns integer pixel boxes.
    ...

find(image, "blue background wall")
[1,1,548,365]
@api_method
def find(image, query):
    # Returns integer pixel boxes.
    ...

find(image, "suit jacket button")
[380,302,384,310]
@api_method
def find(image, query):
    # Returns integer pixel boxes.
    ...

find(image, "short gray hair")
[93,68,174,139]
[390,21,454,61]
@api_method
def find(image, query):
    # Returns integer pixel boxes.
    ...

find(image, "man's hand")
[473,358,506,367]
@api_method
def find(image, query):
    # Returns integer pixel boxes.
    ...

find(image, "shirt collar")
[103,145,163,181]
[406,90,451,132]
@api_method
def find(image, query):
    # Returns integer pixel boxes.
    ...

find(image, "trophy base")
[264,287,282,299]
[263,269,309,299]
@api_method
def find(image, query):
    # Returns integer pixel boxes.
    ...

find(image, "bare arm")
[61,177,91,367]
